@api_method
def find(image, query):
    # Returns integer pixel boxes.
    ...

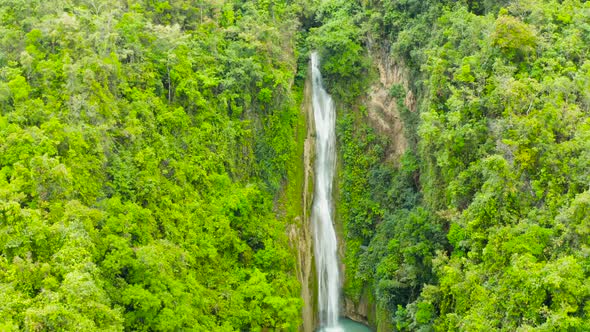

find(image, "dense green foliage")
[2,0,590,331]
[0,0,304,330]
[312,0,590,331]
[412,2,590,330]
[306,0,369,102]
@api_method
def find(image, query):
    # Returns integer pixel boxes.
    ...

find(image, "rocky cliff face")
[289,66,317,332]
[343,291,370,325]
[366,47,413,164]
[341,47,413,332]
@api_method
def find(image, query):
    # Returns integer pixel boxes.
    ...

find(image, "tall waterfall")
[311,51,342,332]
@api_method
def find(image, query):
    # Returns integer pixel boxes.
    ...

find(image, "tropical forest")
[0,0,589,331]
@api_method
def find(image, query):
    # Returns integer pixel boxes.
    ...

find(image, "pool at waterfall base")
[316,318,373,332]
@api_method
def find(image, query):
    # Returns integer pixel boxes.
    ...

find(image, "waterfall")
[311,51,342,332]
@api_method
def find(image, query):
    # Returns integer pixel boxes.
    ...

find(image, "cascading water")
[311,51,342,332]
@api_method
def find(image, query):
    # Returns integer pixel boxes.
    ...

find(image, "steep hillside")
[0,1,304,330]
[2,0,589,331]
[311,0,590,331]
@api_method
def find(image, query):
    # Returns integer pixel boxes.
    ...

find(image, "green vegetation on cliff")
[0,0,304,330]
[2,0,590,331]
[312,0,590,331]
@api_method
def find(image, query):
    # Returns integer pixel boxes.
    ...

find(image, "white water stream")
[311,51,342,332]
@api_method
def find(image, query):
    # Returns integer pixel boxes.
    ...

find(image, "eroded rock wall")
[289,66,317,332]
[366,47,413,164]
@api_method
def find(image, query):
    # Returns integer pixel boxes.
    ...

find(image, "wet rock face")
[289,215,314,332]
[289,64,317,332]
[343,296,369,326]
